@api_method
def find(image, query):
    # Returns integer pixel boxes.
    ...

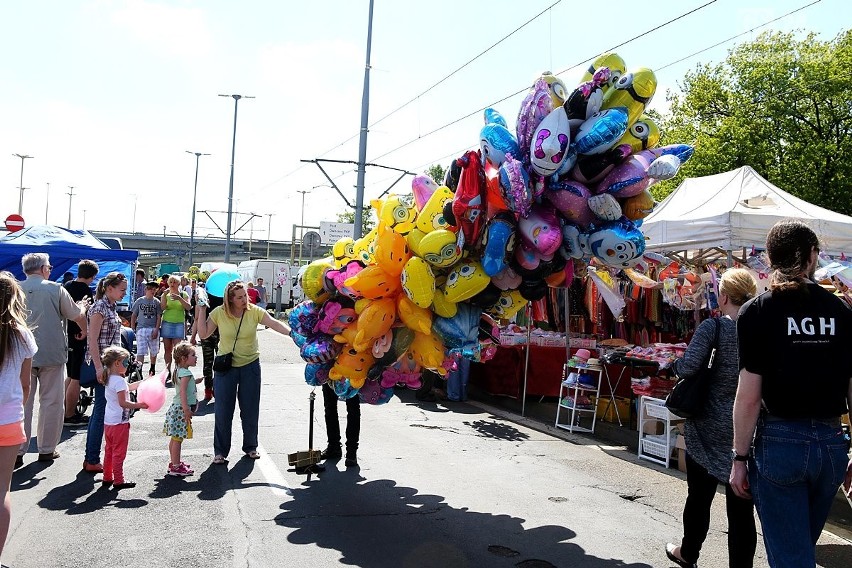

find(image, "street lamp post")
[185,150,210,267]
[265,213,274,259]
[12,154,33,216]
[218,93,254,263]
[66,186,75,228]
[297,189,310,227]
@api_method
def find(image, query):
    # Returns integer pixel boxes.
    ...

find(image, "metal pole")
[219,94,253,262]
[266,213,273,259]
[297,190,309,227]
[187,151,209,267]
[13,154,33,216]
[66,186,75,228]
[522,302,532,417]
[353,0,374,240]
[44,182,49,224]
[131,194,137,233]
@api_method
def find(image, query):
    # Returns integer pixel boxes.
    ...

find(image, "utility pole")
[13,154,33,216]
[44,182,50,224]
[186,151,209,267]
[218,93,254,262]
[66,186,75,228]
[353,0,374,239]
[266,213,274,259]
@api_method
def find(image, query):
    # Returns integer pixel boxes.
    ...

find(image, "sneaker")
[64,413,89,427]
[38,451,60,462]
[113,481,136,490]
[345,453,358,468]
[167,462,194,477]
[82,461,104,473]
[321,445,342,460]
[204,388,214,401]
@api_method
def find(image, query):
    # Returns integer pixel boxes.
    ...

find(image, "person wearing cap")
[665,268,758,568]
[130,281,163,376]
[730,220,852,567]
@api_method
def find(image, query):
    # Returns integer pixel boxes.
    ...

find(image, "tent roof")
[0,225,138,280]
[641,166,852,257]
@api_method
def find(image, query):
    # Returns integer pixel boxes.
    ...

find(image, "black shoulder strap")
[232,312,245,351]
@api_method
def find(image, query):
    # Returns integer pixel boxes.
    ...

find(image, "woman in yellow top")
[195,280,292,464]
[160,275,191,375]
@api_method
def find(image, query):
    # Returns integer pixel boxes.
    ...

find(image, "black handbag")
[213,312,244,373]
[665,317,720,419]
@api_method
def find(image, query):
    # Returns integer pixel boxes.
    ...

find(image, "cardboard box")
[594,396,631,423]
[642,420,665,435]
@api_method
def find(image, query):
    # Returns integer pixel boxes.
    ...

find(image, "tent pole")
[521,302,532,417]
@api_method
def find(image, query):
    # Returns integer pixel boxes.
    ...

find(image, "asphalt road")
[6,329,850,567]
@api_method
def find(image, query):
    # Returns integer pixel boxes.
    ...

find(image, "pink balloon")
[136,372,167,413]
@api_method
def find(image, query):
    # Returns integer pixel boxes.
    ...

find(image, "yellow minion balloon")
[400,256,435,308]
[581,52,627,94]
[415,186,454,233]
[601,67,657,127]
[537,72,569,108]
[614,114,660,153]
[351,227,377,265]
[302,258,334,301]
[377,194,417,235]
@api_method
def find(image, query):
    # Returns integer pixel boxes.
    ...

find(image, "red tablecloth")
[470,345,643,399]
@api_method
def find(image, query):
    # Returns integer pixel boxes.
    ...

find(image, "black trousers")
[200,330,219,389]
[322,382,360,452]
[680,452,757,567]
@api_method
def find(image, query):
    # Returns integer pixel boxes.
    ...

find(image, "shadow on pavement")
[462,419,530,442]
[147,455,288,501]
[12,460,52,492]
[36,470,147,514]
[816,543,852,567]
[274,473,653,568]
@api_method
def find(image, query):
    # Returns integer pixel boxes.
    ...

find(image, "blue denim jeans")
[84,384,106,464]
[446,357,470,401]
[213,359,261,458]
[749,419,849,567]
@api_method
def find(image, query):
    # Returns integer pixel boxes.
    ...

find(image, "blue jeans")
[84,384,106,464]
[213,359,261,458]
[446,358,470,401]
[749,419,849,567]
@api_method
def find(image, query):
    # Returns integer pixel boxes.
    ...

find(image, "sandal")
[244,451,260,460]
[212,455,226,465]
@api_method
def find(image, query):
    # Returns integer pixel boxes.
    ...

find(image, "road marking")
[254,445,293,497]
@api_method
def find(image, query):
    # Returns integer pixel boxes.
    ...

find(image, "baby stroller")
[77,326,144,416]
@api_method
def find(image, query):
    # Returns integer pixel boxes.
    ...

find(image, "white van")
[237,259,295,308]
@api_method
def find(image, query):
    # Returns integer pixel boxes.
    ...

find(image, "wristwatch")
[731,449,749,462]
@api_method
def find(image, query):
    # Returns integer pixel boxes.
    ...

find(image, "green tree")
[337,206,374,238]
[655,30,852,214]
[426,164,447,185]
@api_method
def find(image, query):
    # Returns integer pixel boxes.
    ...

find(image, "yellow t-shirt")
[210,304,266,368]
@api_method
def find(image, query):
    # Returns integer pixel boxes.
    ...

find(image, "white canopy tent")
[641,166,852,261]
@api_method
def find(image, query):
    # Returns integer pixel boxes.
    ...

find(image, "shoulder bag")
[213,312,245,373]
[665,317,720,419]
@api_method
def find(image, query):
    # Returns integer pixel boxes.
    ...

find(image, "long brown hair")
[766,219,820,294]
[95,272,127,300]
[0,272,30,369]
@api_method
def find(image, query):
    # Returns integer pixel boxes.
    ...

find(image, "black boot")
[345,448,358,468]
[321,444,342,460]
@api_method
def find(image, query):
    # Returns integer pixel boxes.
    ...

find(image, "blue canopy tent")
[0,225,139,306]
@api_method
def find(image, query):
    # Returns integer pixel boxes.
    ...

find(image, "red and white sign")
[4,214,24,232]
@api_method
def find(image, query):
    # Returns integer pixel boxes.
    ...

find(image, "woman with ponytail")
[82,273,128,473]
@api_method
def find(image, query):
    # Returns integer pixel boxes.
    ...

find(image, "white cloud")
[109,0,212,57]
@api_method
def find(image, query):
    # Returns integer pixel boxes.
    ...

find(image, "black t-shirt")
[64,280,92,340]
[737,282,852,419]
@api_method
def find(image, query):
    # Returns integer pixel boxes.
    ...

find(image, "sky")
[0,0,846,245]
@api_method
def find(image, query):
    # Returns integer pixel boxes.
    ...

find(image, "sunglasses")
[121,357,130,368]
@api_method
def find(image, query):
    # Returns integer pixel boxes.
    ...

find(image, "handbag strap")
[231,312,245,352]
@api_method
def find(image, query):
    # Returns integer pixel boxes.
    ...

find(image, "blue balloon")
[205,269,241,297]
[481,213,516,277]
[305,361,333,387]
[573,107,629,156]
[332,379,360,400]
[432,303,482,356]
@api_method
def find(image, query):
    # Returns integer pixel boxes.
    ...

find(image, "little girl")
[163,341,202,476]
[100,346,148,489]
